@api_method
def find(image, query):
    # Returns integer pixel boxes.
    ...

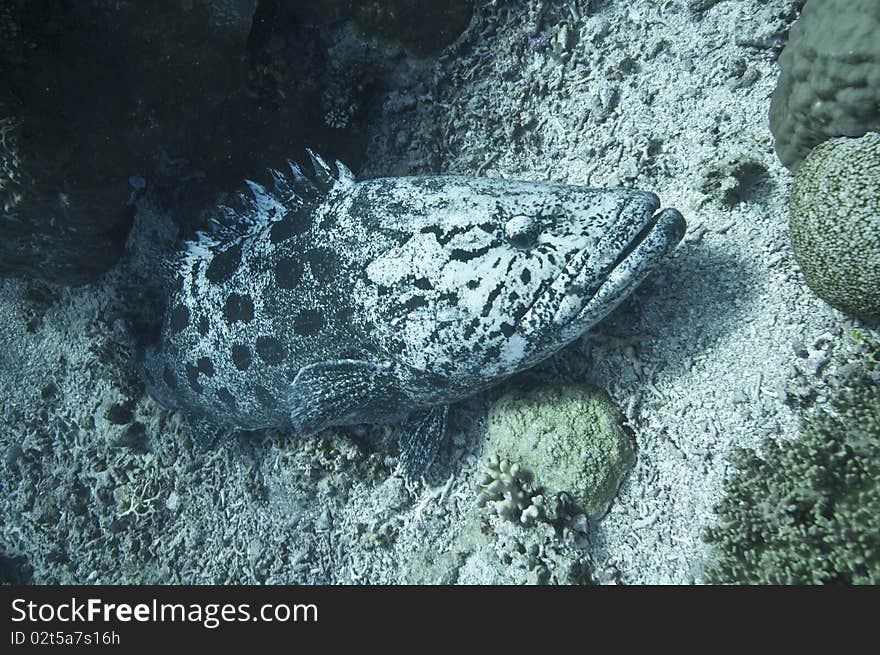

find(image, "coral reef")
[705,331,880,584]
[475,456,581,529]
[476,457,533,523]
[788,132,880,320]
[481,385,635,519]
[769,0,880,171]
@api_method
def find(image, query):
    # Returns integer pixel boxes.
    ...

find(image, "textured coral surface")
[789,132,880,319]
[770,0,880,171]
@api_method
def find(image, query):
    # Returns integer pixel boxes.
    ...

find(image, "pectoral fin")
[185,414,236,450]
[398,405,449,476]
[289,359,407,434]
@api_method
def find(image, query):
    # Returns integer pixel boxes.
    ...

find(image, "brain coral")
[481,385,635,519]
[789,132,880,320]
[769,0,880,172]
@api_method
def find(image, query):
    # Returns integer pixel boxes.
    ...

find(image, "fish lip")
[568,191,663,293]
[516,193,685,342]
[559,205,686,336]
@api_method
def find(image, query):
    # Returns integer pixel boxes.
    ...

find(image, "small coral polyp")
[476,456,535,525]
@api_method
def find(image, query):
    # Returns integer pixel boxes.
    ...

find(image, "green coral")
[770,0,880,171]
[788,132,880,320]
[481,385,635,519]
[705,341,880,584]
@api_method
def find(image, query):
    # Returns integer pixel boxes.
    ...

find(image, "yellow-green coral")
[481,385,635,519]
[789,132,880,320]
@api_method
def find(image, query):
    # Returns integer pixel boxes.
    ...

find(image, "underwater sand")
[0,0,852,584]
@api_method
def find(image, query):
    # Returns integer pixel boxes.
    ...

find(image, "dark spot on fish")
[185,364,202,394]
[478,222,496,234]
[223,293,254,323]
[231,344,252,370]
[205,244,242,283]
[385,198,409,216]
[500,322,516,338]
[482,284,503,317]
[318,209,337,229]
[376,284,391,297]
[162,365,177,389]
[520,268,531,284]
[306,248,337,282]
[275,258,302,289]
[414,277,433,290]
[170,305,190,332]
[420,225,445,243]
[482,344,501,363]
[433,227,453,246]
[403,296,428,311]
[508,291,520,302]
[252,384,278,409]
[217,387,236,408]
[294,309,324,335]
[423,223,477,246]
[189,263,199,295]
[463,317,480,340]
[334,305,354,323]
[450,246,492,262]
[270,207,311,243]
[197,357,215,377]
[466,279,479,290]
[197,316,209,336]
[255,336,286,365]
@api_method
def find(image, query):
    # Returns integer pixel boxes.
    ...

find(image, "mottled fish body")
[143,153,686,472]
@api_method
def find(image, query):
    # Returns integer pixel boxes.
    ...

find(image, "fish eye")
[504,215,540,249]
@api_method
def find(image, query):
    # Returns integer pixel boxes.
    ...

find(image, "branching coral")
[476,456,535,525]
[705,333,880,584]
[476,456,580,529]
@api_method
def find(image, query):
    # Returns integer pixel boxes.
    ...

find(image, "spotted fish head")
[360,176,686,390]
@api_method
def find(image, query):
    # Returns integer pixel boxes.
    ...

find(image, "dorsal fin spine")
[180,150,354,251]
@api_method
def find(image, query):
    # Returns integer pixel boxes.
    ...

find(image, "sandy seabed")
[1,0,861,584]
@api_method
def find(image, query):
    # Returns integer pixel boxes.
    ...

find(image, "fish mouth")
[518,191,686,345]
